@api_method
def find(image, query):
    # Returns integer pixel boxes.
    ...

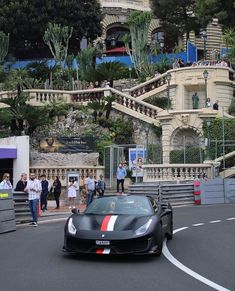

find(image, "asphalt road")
[0,204,234,291]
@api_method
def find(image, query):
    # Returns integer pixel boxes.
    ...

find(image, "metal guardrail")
[0,190,16,234]
[128,182,195,205]
[13,192,31,223]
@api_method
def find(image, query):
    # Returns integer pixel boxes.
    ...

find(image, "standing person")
[213,100,219,110]
[94,81,100,88]
[24,172,42,227]
[206,98,211,108]
[51,176,61,209]
[87,82,94,89]
[15,173,27,191]
[0,173,13,189]
[40,174,49,212]
[96,174,106,198]
[68,178,78,209]
[116,163,127,195]
[85,172,95,206]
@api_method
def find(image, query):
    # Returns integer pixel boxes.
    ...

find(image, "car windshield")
[85,195,154,215]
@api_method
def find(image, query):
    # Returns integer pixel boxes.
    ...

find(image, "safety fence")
[0,189,16,234]
[13,191,31,224]
[193,178,235,205]
[128,182,195,206]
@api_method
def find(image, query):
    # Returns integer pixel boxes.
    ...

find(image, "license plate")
[96,240,110,245]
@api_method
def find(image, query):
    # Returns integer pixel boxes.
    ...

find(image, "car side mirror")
[72,208,80,215]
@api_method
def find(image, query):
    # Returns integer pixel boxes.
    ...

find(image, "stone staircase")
[128,182,195,206]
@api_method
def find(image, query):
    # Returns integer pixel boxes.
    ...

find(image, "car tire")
[155,225,163,256]
[166,216,173,240]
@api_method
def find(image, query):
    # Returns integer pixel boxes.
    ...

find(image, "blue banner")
[187,42,197,63]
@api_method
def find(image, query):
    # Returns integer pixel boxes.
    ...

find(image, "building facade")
[98,0,224,60]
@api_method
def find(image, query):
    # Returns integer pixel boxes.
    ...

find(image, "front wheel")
[155,225,163,256]
[166,216,173,240]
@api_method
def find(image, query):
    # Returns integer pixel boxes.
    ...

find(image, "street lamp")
[166,72,172,110]
[129,67,132,88]
[200,28,207,60]
[203,69,208,107]
[206,119,211,160]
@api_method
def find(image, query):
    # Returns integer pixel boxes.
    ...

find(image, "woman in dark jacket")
[51,176,62,209]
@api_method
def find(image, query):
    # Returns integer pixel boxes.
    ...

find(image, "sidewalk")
[39,202,86,219]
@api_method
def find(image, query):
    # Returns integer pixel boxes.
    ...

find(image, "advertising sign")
[129,148,146,177]
[39,136,95,153]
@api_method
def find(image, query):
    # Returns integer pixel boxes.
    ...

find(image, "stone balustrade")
[143,164,212,181]
[101,0,151,11]
[30,166,105,186]
[128,73,168,97]
[24,88,106,105]
[110,88,160,119]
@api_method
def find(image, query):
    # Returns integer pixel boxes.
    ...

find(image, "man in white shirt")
[85,172,95,207]
[24,172,42,227]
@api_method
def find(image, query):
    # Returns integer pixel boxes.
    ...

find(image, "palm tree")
[87,99,106,123]
[97,62,125,87]
[0,93,50,135]
[222,28,235,62]
[104,94,116,120]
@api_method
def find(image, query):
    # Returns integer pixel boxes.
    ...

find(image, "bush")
[228,99,235,115]
[170,147,202,164]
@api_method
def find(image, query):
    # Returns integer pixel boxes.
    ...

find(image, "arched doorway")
[170,128,204,163]
[105,26,130,52]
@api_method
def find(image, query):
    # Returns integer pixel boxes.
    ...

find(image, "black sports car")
[63,195,173,255]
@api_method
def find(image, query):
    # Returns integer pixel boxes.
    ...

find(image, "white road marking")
[192,223,204,226]
[210,220,221,223]
[163,228,231,291]
[173,227,188,234]
[226,217,235,221]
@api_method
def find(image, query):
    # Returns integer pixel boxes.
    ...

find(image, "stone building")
[98,0,224,59]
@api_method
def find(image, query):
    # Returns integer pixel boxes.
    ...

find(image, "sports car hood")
[73,214,152,232]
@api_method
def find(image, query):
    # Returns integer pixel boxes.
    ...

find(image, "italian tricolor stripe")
[96,248,111,254]
[100,215,118,231]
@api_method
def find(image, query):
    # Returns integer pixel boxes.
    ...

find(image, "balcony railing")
[30,166,105,186]
[143,164,212,181]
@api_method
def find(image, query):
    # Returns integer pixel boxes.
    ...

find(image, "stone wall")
[30,150,99,167]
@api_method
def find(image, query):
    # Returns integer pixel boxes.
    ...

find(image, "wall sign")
[39,137,95,153]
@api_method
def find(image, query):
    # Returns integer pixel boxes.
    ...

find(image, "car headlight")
[68,218,77,235]
[135,219,152,236]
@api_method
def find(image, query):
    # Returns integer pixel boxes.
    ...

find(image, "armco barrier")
[193,180,201,205]
[0,189,16,234]
[200,179,225,204]
[13,191,31,223]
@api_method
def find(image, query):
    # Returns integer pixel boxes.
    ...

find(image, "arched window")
[151,29,174,53]
[106,27,130,51]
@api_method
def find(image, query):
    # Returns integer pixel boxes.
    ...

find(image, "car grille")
[66,236,151,254]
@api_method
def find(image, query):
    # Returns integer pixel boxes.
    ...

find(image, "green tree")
[43,23,73,67]
[0,31,9,64]
[203,117,235,159]
[123,11,152,78]
[196,0,235,28]
[222,28,235,61]
[151,0,199,39]
[0,93,50,136]
[0,0,102,56]
[97,62,125,87]
[76,46,97,81]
